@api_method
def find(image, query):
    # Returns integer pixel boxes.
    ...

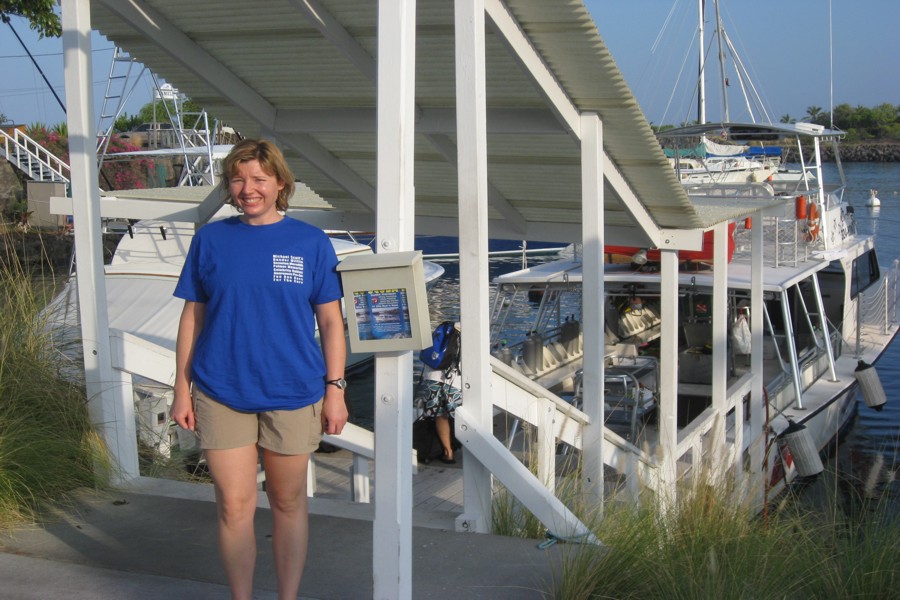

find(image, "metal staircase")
[3,46,226,189]
[0,127,70,184]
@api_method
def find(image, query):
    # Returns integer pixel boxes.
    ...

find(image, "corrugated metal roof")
[89,0,711,245]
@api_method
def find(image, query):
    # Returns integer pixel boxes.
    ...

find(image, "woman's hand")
[172,300,205,432]
[322,388,348,435]
[171,390,196,431]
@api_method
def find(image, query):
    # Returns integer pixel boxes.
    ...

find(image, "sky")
[0,1,898,128]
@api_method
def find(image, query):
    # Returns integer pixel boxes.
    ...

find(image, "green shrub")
[0,234,111,529]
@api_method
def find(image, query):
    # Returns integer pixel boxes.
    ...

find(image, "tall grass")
[549,468,898,599]
[0,230,112,529]
[491,423,897,598]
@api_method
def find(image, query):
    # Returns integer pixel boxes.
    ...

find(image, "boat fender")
[795,195,808,220]
[854,360,887,411]
[779,420,824,477]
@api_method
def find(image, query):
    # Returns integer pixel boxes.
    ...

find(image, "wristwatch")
[325,378,348,390]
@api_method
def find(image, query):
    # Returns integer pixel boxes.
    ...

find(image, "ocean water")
[819,162,900,506]
[347,162,900,504]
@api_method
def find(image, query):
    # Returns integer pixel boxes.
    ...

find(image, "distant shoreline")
[788,141,900,162]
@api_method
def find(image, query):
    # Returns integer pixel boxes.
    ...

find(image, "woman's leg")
[262,449,311,600]
[435,414,453,460]
[205,444,261,600]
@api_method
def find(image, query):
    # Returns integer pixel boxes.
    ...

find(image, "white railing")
[489,358,660,497]
[0,127,70,184]
[854,259,900,356]
[107,329,407,503]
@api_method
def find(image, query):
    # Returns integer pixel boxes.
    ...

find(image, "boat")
[490,122,899,503]
[44,214,444,456]
[657,0,812,187]
[331,231,568,263]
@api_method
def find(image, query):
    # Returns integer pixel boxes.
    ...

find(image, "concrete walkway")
[0,478,565,599]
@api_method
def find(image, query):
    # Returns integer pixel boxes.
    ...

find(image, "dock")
[0,451,564,599]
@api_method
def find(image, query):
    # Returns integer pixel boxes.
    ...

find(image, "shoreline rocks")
[785,142,900,163]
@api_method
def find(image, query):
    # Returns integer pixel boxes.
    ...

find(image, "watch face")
[327,378,347,390]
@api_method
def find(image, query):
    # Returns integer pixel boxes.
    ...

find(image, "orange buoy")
[807,202,820,241]
[744,217,752,230]
[795,195,808,220]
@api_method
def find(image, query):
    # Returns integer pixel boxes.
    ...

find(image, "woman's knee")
[215,487,258,526]
[266,479,308,515]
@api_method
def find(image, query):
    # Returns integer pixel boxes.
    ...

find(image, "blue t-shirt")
[174,217,342,411]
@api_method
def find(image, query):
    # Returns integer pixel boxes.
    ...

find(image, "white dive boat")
[490,123,899,503]
[45,216,443,456]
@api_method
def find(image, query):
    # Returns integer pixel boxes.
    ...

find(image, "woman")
[171,139,348,600]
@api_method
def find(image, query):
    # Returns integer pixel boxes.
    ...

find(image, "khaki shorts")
[193,388,323,455]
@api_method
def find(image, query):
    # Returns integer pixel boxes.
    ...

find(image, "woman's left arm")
[315,299,349,435]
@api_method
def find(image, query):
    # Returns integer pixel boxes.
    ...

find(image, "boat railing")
[107,328,399,503]
[853,260,900,356]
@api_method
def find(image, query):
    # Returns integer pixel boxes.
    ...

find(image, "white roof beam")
[425,133,528,234]
[98,0,376,211]
[275,107,566,134]
[97,0,276,129]
[485,0,669,244]
[288,0,377,84]
[279,134,377,213]
[485,0,580,137]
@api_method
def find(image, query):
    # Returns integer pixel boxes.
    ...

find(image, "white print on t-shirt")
[272,255,304,284]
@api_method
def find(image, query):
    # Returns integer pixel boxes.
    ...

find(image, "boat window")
[851,249,880,299]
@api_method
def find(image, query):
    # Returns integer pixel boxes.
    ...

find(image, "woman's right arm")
[172,300,206,431]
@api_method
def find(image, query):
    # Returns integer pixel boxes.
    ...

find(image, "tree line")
[782,103,900,142]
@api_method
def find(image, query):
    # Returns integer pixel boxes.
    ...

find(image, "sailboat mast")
[697,0,706,125]
[713,0,730,122]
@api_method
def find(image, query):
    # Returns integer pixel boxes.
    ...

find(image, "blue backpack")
[420,321,461,371]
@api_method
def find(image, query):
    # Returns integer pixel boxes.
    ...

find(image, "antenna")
[828,0,834,129]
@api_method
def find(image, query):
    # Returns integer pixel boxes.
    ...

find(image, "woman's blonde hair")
[220,139,295,212]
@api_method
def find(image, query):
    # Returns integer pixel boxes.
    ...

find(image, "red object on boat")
[605,222,736,263]
[795,195,808,220]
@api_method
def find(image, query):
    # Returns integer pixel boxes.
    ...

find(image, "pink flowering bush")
[25,124,158,191]
[100,136,157,190]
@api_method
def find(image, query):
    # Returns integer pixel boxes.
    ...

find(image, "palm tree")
[780,114,795,124]
[806,106,824,124]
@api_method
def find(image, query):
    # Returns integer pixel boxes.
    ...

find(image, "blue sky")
[1,1,897,128]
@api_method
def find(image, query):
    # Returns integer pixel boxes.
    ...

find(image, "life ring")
[806,202,820,241]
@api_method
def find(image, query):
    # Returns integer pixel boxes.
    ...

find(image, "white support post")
[61,0,139,482]
[659,249,680,505]
[580,113,604,506]
[373,1,417,598]
[535,399,556,490]
[454,0,494,535]
[749,210,765,500]
[351,455,371,503]
[711,221,728,471]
